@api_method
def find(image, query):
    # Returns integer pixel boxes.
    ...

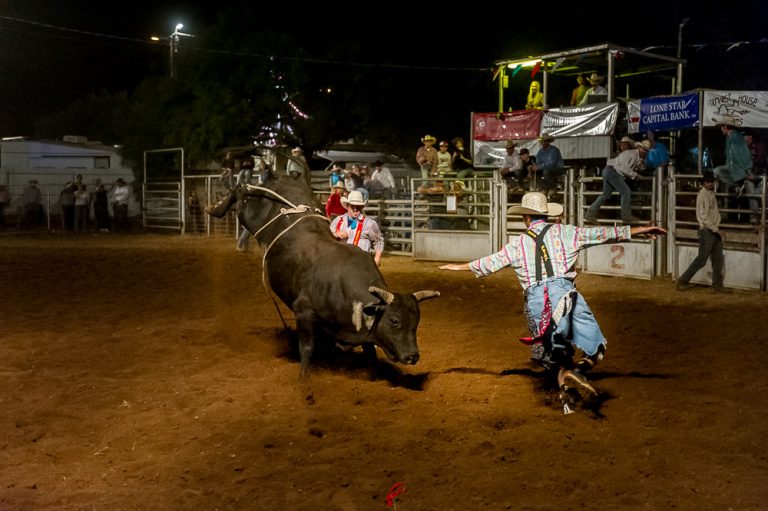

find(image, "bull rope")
[240,184,329,329]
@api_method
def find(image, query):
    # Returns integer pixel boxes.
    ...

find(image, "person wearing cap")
[328,164,345,188]
[440,192,666,412]
[578,73,608,106]
[436,141,453,177]
[109,178,131,233]
[499,140,523,192]
[712,116,751,195]
[531,133,565,199]
[325,181,348,220]
[416,135,438,180]
[330,190,384,266]
[677,172,731,293]
[584,140,650,224]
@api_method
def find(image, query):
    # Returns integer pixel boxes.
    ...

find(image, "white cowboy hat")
[620,136,635,144]
[588,73,603,85]
[340,190,367,207]
[508,192,564,217]
[713,115,740,127]
[635,140,652,151]
[331,181,346,190]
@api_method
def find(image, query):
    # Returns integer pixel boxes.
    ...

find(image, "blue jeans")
[524,277,606,357]
[714,165,746,188]
[679,228,724,288]
[586,165,633,221]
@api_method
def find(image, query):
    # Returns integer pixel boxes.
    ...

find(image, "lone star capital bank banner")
[638,92,699,132]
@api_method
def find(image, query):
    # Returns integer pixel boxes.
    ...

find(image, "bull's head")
[354,286,440,365]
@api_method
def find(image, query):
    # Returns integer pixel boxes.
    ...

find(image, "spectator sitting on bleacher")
[344,164,368,201]
[367,160,396,199]
[325,181,348,220]
[328,164,345,188]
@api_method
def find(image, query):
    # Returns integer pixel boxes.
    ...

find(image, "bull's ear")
[413,290,440,302]
[368,286,394,304]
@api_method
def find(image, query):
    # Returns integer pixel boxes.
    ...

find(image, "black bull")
[208,174,439,378]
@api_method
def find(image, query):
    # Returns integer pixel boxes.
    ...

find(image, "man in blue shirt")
[531,133,565,199]
[644,132,670,175]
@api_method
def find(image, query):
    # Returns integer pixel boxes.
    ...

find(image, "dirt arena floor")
[1,233,767,510]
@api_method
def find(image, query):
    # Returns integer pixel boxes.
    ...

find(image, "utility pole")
[169,23,194,79]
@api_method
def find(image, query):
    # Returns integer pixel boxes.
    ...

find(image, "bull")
[207,169,439,380]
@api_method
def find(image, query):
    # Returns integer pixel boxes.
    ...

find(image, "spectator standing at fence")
[286,147,307,179]
[677,172,731,293]
[59,182,75,232]
[416,135,438,179]
[439,192,667,413]
[368,160,396,199]
[0,184,9,229]
[110,178,130,233]
[531,133,565,199]
[330,190,384,266]
[643,132,670,176]
[585,140,649,224]
[73,184,90,234]
[436,141,453,177]
[499,140,523,192]
[450,136,474,182]
[713,116,751,196]
[22,180,43,228]
[744,130,767,224]
[92,178,110,233]
[325,181,348,220]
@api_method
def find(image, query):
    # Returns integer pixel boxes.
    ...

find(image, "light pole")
[151,23,194,79]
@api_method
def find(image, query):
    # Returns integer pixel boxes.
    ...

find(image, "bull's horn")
[368,286,394,304]
[413,290,440,302]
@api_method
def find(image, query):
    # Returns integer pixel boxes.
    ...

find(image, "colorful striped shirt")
[469,219,632,289]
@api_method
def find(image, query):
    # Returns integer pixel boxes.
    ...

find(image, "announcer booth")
[467,43,685,279]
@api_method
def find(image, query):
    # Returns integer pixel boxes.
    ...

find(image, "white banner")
[473,139,538,168]
[703,90,768,128]
[541,102,618,137]
[627,100,641,134]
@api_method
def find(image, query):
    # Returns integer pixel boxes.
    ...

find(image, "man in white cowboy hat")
[531,133,564,199]
[584,139,650,224]
[330,190,385,266]
[578,73,608,106]
[440,191,666,413]
[287,146,307,179]
[712,115,751,195]
[109,177,131,233]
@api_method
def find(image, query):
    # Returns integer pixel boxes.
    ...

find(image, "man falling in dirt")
[440,192,666,413]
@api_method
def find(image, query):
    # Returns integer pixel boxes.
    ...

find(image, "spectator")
[287,147,306,178]
[677,172,731,293]
[579,73,608,106]
[617,135,635,154]
[519,148,538,191]
[436,141,452,177]
[22,180,43,228]
[109,178,131,233]
[235,157,255,186]
[187,191,203,234]
[368,160,396,199]
[585,140,649,224]
[73,183,90,234]
[744,130,767,224]
[328,164,345,188]
[644,132,670,176]
[329,190,385,266]
[712,115,751,195]
[59,182,75,232]
[416,134,438,179]
[499,140,523,192]
[570,75,589,107]
[439,192,667,412]
[344,164,368,201]
[525,80,544,110]
[0,184,10,229]
[532,133,565,199]
[450,136,474,181]
[92,178,111,233]
[325,181,348,220]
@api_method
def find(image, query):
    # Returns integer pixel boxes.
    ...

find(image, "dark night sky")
[1,0,767,137]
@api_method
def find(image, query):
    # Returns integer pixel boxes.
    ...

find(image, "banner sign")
[627,100,641,134]
[703,90,768,128]
[472,110,543,141]
[540,102,618,137]
[638,92,699,131]
[472,139,538,168]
